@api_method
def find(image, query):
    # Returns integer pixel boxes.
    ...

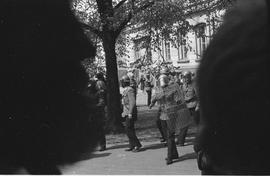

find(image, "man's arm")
[149,94,157,109]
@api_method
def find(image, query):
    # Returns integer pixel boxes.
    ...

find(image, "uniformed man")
[149,73,191,165]
[121,75,142,152]
[155,67,170,144]
[176,71,198,146]
[182,71,198,124]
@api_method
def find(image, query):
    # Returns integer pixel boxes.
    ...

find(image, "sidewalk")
[60,140,200,175]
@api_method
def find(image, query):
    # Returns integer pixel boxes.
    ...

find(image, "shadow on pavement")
[174,152,197,163]
[90,152,111,159]
[106,144,130,150]
[143,142,166,150]
[107,142,166,152]
[72,151,111,162]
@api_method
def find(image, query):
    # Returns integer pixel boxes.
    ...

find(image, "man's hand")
[128,114,132,119]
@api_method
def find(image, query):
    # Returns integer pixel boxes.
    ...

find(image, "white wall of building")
[123,11,224,72]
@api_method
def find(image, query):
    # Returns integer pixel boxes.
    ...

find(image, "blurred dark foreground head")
[197,0,270,174]
[0,0,99,174]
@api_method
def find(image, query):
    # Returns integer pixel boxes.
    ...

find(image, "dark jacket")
[182,83,197,109]
[122,86,137,120]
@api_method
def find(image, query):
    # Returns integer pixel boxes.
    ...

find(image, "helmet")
[160,67,169,75]
[159,74,169,87]
[121,75,130,83]
[96,72,104,80]
[183,71,192,78]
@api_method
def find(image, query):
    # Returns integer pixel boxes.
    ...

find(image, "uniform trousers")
[98,126,106,149]
[146,89,152,106]
[125,117,141,149]
[156,112,167,140]
[95,110,106,149]
[165,120,179,159]
[177,107,195,145]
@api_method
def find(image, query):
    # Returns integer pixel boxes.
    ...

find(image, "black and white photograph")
[1,0,270,174]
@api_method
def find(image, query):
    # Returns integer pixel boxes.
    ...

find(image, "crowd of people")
[84,65,199,165]
[116,66,199,165]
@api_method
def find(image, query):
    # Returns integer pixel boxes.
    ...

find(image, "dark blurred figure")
[95,73,107,151]
[174,72,182,86]
[85,79,106,152]
[195,0,270,174]
[121,75,142,152]
[96,72,106,88]
[0,0,100,174]
[139,74,145,92]
[127,69,137,94]
[144,71,153,106]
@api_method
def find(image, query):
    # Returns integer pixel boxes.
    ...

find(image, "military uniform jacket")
[122,86,137,120]
[152,83,186,119]
[182,83,197,109]
[151,83,192,131]
[144,77,153,91]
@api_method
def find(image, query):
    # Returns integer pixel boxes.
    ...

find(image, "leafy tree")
[73,0,157,133]
[72,0,234,133]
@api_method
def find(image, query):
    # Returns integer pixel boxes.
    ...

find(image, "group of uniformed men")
[120,67,199,164]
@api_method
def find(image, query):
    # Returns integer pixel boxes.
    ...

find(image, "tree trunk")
[102,31,124,134]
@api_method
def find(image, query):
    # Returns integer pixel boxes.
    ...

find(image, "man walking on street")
[121,75,142,152]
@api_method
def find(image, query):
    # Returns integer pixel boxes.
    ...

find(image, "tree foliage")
[73,0,234,66]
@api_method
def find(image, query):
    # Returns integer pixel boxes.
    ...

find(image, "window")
[133,36,151,61]
[194,23,206,60]
[134,42,140,60]
[165,41,171,61]
[177,34,188,60]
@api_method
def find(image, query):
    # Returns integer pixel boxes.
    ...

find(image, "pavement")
[60,140,200,175]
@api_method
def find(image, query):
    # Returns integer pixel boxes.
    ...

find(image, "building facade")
[122,10,224,73]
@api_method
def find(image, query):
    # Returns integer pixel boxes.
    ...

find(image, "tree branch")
[115,0,155,36]
[114,0,128,10]
[133,1,155,14]
[114,12,132,36]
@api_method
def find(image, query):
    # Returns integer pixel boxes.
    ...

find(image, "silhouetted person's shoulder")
[196,0,270,174]
[0,0,99,174]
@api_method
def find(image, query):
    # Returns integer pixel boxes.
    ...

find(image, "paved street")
[60,90,200,175]
[60,141,199,175]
